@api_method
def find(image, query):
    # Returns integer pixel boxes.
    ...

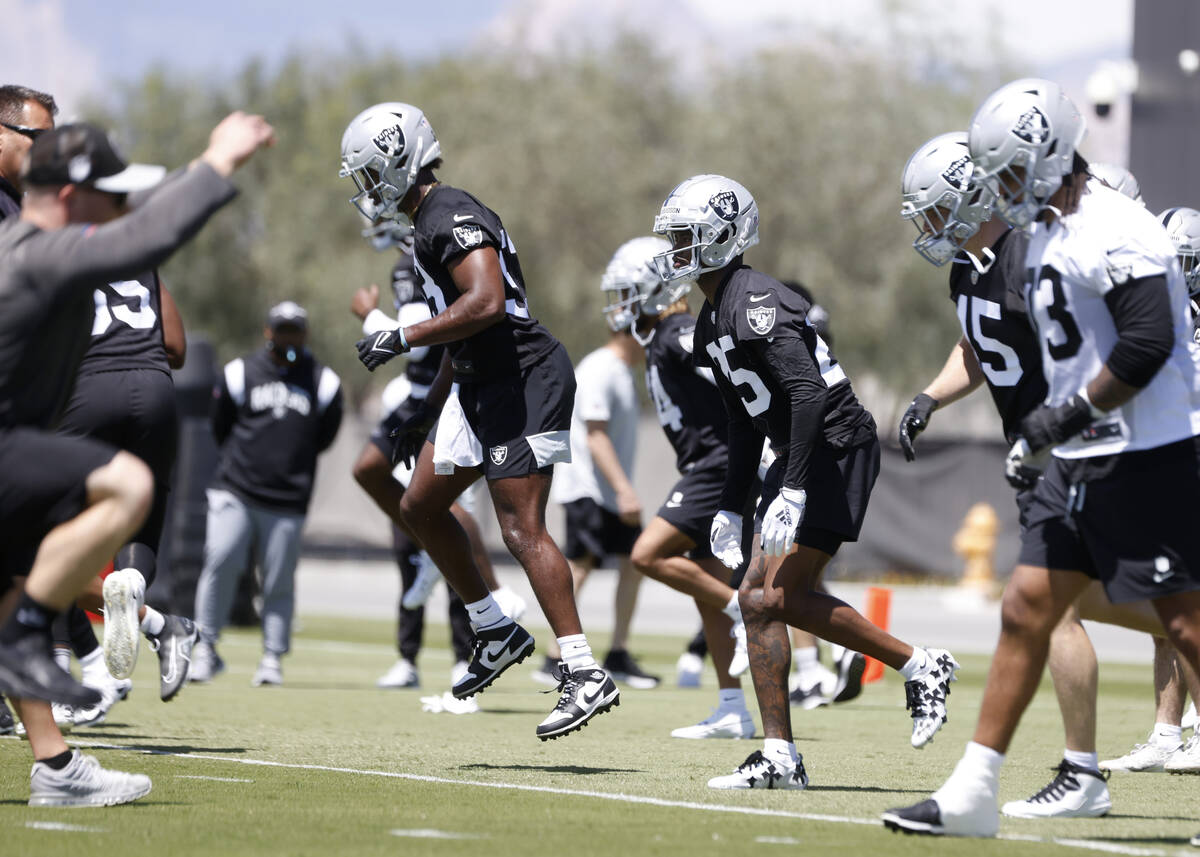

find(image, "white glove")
[710,511,745,570]
[760,487,806,557]
[1004,438,1033,483]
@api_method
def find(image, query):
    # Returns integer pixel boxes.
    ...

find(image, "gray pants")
[194,488,304,655]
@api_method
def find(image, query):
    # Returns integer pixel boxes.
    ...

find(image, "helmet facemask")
[902,186,995,266]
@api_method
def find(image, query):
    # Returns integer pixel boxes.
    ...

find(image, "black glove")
[1016,394,1095,455]
[1004,460,1042,491]
[898,393,938,462]
[355,329,408,372]
[389,407,436,468]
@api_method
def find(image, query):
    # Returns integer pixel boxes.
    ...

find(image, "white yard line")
[176,775,254,783]
[25,821,106,833]
[390,829,486,839]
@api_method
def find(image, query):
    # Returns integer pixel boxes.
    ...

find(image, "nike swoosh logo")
[477,630,520,669]
[374,332,391,350]
[1154,569,1175,583]
[453,214,474,222]
[749,294,771,302]
[162,642,181,685]
[581,686,603,705]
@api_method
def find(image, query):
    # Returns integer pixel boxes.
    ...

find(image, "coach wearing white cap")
[192,300,343,687]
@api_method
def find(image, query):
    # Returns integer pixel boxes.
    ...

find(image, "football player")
[349,222,524,691]
[885,79,1200,839]
[653,174,960,790]
[340,102,617,739]
[601,235,755,736]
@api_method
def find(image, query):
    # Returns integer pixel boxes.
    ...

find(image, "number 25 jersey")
[1024,180,1200,458]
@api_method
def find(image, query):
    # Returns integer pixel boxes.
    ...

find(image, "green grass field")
[2,617,1195,857]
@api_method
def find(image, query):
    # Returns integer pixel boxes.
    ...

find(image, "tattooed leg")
[739,549,795,742]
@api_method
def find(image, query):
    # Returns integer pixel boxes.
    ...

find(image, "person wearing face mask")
[191,301,343,687]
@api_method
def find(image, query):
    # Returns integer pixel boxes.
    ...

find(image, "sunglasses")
[1,121,46,140]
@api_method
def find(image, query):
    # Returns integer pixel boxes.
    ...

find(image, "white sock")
[830,643,847,662]
[53,647,71,672]
[79,647,107,679]
[898,647,932,680]
[140,606,165,637]
[465,595,509,631]
[793,646,824,685]
[718,688,745,710]
[762,738,798,766]
[557,634,597,673]
[1063,749,1099,770]
[722,592,741,620]
[1151,722,1184,747]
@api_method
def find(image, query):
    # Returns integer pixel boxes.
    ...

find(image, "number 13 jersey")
[1024,180,1200,458]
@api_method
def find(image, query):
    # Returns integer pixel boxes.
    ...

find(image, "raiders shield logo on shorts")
[490,445,508,465]
[453,224,484,250]
[746,305,776,335]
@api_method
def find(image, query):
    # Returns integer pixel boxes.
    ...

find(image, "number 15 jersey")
[78,269,170,378]
[1024,180,1200,458]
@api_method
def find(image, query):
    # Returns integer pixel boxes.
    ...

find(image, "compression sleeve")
[714,376,765,512]
[1103,274,1175,388]
[752,335,828,491]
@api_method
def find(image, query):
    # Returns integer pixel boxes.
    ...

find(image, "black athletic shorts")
[1018,435,1200,603]
[56,368,178,563]
[756,436,881,557]
[0,427,118,587]
[563,497,640,565]
[657,462,726,560]
[459,341,575,481]
[369,396,425,462]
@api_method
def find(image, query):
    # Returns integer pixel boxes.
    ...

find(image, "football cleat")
[676,651,704,688]
[530,654,561,687]
[1001,759,1110,818]
[101,569,145,680]
[602,649,660,689]
[907,648,959,748]
[1101,737,1180,773]
[884,787,999,838]
[452,621,534,699]
[707,750,808,790]
[0,695,15,735]
[536,663,619,740]
[16,703,75,737]
[0,626,101,707]
[251,654,283,687]
[400,552,441,610]
[490,586,527,622]
[146,614,198,702]
[1165,734,1200,774]
[788,681,829,710]
[72,674,132,728]
[670,708,755,740]
[1183,702,1198,732]
[728,620,749,678]
[187,641,225,684]
[831,650,867,703]
[377,658,420,689]
[29,751,152,807]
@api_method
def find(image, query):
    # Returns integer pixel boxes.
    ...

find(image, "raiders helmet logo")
[1012,106,1049,144]
[746,305,776,335]
[453,224,484,250]
[490,445,508,465]
[708,190,739,222]
[941,154,972,191]
[373,124,405,156]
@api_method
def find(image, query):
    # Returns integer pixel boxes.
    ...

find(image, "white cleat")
[671,708,755,740]
[401,552,441,610]
[16,704,75,738]
[1100,737,1180,773]
[1165,734,1200,774]
[707,750,807,790]
[101,569,145,680]
[73,673,132,727]
[728,620,749,678]
[1183,702,1198,732]
[376,658,419,689]
[251,653,282,687]
[675,652,703,688]
[1001,759,1111,818]
[187,641,224,684]
[490,586,527,622]
[907,648,959,749]
[29,750,152,807]
[884,772,998,837]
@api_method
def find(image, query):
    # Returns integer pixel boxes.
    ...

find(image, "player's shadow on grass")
[461,762,644,775]
[812,785,930,794]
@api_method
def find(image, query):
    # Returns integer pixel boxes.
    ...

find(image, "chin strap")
[959,246,996,274]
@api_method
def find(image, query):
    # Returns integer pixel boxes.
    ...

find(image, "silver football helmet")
[900,132,994,266]
[652,175,759,283]
[339,102,441,225]
[1160,207,1200,296]
[601,236,678,332]
[1090,163,1144,205]
[968,78,1086,228]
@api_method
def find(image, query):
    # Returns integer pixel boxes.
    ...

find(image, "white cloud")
[1,0,102,118]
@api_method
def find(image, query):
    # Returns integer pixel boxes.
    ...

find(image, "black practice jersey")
[0,164,235,430]
[643,311,727,473]
[411,185,559,378]
[948,229,1047,441]
[78,269,170,377]
[211,349,343,514]
[392,257,444,389]
[1191,298,1200,345]
[695,266,874,508]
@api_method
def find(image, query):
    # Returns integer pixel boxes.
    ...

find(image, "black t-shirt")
[643,311,727,473]
[947,229,1047,442]
[411,185,559,378]
[77,269,171,377]
[695,266,874,508]
[211,349,343,514]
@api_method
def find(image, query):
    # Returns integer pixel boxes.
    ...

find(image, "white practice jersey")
[1024,179,1200,458]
